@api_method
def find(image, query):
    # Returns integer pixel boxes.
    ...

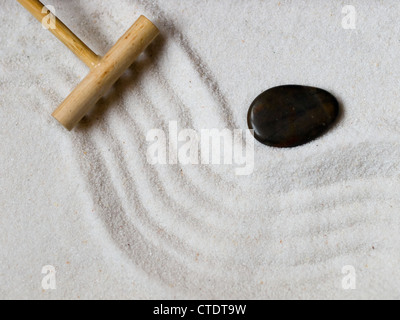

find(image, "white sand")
[1,0,400,299]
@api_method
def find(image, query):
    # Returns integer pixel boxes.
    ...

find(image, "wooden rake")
[17,0,160,130]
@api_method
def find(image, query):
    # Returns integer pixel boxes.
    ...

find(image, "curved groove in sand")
[68,0,400,297]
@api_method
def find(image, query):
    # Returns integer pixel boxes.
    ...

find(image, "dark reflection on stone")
[247,85,340,148]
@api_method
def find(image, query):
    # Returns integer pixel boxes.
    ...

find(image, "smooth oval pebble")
[247,85,340,148]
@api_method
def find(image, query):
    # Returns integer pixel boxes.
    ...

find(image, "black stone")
[247,85,339,148]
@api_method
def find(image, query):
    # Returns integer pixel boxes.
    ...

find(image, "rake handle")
[17,0,159,130]
[17,0,101,68]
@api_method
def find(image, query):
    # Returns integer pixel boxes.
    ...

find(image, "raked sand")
[1,0,400,299]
